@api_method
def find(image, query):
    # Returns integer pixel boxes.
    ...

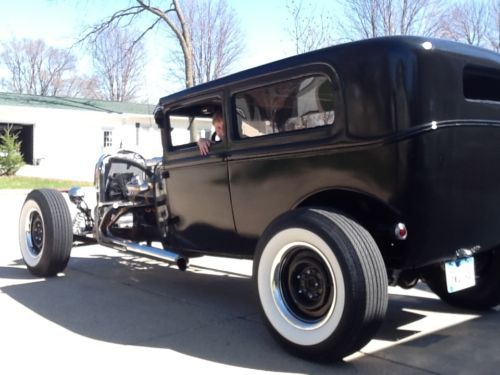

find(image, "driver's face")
[214,119,224,139]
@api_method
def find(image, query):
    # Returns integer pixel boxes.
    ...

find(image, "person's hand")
[197,138,213,156]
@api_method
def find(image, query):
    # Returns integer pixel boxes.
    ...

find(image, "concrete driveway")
[1,190,499,374]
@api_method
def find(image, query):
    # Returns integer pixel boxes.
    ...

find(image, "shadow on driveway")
[0,253,498,373]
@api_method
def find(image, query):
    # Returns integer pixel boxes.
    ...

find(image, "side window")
[234,75,335,138]
[167,101,222,148]
[169,115,213,147]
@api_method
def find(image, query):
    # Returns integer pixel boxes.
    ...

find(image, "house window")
[234,75,335,138]
[103,130,113,148]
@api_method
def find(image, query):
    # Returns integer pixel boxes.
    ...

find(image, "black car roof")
[157,35,499,107]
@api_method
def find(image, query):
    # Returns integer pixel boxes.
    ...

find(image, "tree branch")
[75,5,146,46]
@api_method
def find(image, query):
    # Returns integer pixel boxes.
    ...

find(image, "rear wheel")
[254,208,388,362]
[422,249,500,310]
[19,189,73,277]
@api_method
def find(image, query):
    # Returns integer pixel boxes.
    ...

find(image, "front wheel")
[422,249,500,310]
[19,189,73,277]
[254,209,388,362]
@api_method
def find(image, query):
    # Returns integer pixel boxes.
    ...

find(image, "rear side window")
[234,75,335,138]
[463,65,500,103]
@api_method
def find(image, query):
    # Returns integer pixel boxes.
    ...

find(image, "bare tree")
[81,0,244,88]
[285,0,335,54]
[341,0,442,39]
[80,0,193,87]
[488,0,499,52]
[0,38,79,96]
[183,0,244,85]
[64,75,100,99]
[90,26,145,101]
[438,0,491,47]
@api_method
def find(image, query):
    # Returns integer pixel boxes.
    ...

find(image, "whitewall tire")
[19,189,73,277]
[254,208,388,361]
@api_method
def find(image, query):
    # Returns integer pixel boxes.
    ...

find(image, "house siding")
[0,102,161,181]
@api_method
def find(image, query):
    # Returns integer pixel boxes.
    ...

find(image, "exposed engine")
[70,150,186,269]
[93,150,168,243]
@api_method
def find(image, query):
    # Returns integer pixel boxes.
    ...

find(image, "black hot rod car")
[18,36,500,361]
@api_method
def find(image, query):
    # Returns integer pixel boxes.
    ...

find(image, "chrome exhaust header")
[93,151,187,271]
[102,234,187,271]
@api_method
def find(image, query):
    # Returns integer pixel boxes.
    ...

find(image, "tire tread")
[254,208,388,361]
[21,189,73,276]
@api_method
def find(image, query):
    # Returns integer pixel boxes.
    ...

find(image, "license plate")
[445,257,476,293]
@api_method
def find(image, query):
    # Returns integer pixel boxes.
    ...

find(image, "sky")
[1,0,453,103]
[0,0,347,102]
[0,0,305,60]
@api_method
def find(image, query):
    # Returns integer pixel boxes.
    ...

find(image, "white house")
[0,92,162,181]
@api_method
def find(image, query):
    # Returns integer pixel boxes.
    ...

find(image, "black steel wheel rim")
[280,247,334,322]
[29,211,44,255]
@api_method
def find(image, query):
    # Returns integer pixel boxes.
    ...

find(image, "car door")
[227,70,341,245]
[163,98,236,254]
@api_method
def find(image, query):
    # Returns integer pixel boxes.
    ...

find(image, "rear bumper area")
[396,123,500,268]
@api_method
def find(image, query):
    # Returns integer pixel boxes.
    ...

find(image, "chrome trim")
[100,233,187,271]
[146,156,163,167]
[394,222,408,240]
[93,151,187,270]
[68,187,85,204]
[95,153,110,204]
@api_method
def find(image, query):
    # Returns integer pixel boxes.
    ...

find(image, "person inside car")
[197,111,224,156]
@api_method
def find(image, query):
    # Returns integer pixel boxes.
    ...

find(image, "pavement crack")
[68,264,250,317]
[130,314,263,347]
[361,352,441,374]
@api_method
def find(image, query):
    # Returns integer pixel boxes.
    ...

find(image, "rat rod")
[18,36,500,361]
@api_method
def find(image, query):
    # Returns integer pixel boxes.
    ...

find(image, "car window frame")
[164,93,225,154]
[227,63,344,152]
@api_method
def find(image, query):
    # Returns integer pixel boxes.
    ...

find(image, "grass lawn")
[0,176,93,190]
